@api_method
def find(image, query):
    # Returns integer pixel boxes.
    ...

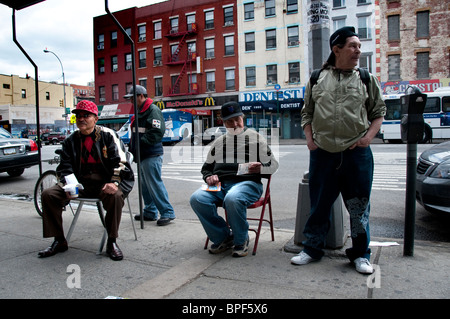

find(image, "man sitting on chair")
[190,101,279,257]
[38,100,134,261]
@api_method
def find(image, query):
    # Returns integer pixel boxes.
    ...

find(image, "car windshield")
[0,127,12,138]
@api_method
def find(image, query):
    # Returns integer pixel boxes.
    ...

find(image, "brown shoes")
[38,239,68,258]
[106,241,123,261]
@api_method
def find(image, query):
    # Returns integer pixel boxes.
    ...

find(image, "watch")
[113,181,119,187]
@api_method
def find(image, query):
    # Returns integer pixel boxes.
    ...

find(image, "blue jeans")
[140,155,175,219]
[190,181,263,246]
[303,147,373,261]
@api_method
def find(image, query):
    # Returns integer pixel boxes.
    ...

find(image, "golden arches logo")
[204,97,215,106]
[156,101,165,110]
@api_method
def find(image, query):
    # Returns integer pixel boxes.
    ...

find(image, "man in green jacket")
[291,27,386,274]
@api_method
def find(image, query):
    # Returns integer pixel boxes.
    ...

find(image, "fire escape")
[165,23,199,97]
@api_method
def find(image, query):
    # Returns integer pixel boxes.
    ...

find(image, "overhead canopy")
[0,0,45,10]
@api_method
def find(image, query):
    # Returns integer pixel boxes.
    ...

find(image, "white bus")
[379,87,450,143]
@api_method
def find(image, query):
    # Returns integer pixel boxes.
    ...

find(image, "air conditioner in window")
[97,44,104,50]
[125,65,132,70]
[288,41,299,46]
[138,36,146,42]
[112,65,118,72]
[267,80,274,85]
[153,60,162,66]
[290,77,300,83]
[224,21,233,27]
[99,67,105,73]
[99,98,106,102]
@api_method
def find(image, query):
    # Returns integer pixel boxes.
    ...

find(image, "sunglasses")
[75,113,93,119]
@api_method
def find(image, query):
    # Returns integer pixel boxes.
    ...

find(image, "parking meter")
[400,86,427,143]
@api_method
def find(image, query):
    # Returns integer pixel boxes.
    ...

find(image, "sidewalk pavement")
[0,197,448,300]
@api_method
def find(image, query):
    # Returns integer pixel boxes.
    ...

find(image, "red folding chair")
[204,176,274,255]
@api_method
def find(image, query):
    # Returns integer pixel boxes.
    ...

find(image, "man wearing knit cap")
[291,27,386,274]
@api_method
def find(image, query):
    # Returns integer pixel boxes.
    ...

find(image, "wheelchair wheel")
[34,170,58,217]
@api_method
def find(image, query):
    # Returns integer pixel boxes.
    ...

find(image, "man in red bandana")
[37,100,134,261]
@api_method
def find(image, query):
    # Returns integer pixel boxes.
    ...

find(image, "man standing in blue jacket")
[125,85,175,226]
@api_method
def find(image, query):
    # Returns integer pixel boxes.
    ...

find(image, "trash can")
[294,171,349,249]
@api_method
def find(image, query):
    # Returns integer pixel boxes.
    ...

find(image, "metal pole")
[12,9,42,175]
[403,142,417,256]
[105,0,144,229]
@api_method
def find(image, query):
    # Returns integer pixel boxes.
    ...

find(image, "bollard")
[294,171,349,249]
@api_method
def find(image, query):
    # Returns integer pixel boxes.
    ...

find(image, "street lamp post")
[43,49,67,133]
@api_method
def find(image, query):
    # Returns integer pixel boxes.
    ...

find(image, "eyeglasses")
[75,113,93,119]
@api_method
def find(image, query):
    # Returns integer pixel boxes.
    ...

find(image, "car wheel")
[52,140,57,145]
[7,168,25,177]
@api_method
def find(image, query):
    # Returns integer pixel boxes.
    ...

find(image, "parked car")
[416,141,450,214]
[117,121,131,146]
[193,126,227,145]
[40,132,66,145]
[0,127,39,177]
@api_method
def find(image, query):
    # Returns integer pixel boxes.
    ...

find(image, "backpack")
[310,67,370,95]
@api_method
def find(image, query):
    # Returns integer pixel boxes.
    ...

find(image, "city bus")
[162,109,193,144]
[379,87,450,143]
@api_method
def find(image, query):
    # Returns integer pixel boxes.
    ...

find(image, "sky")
[0,0,166,86]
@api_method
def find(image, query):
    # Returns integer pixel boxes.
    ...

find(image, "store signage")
[240,88,304,102]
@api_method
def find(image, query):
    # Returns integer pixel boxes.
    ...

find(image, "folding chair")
[65,196,137,255]
[204,176,274,255]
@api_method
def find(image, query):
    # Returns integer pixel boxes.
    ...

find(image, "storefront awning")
[239,98,304,112]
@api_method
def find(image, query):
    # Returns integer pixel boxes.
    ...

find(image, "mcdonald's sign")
[156,101,165,110]
[204,97,215,106]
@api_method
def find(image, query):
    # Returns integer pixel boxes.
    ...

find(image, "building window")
[333,18,346,31]
[205,38,215,58]
[125,53,132,70]
[224,35,234,56]
[139,50,146,68]
[154,47,162,65]
[187,14,196,30]
[287,26,299,46]
[170,44,179,62]
[98,58,105,74]
[189,74,197,93]
[225,69,235,90]
[170,17,179,34]
[359,53,372,73]
[99,86,105,102]
[266,64,277,85]
[126,82,132,96]
[110,31,117,48]
[244,3,254,20]
[333,0,345,8]
[224,6,233,26]
[187,42,196,58]
[46,92,50,100]
[97,34,104,50]
[205,10,214,29]
[266,29,276,49]
[111,56,118,72]
[138,24,146,42]
[139,79,147,90]
[288,62,300,83]
[388,15,400,41]
[206,71,215,92]
[286,0,298,13]
[388,54,401,81]
[171,75,180,94]
[153,21,161,39]
[416,11,429,38]
[155,77,163,96]
[124,27,131,45]
[265,0,275,17]
[357,15,371,39]
[112,84,119,101]
[246,66,256,86]
[245,32,255,51]
[417,51,429,79]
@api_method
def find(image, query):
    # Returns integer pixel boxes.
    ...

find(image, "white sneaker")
[354,257,374,274]
[290,251,317,265]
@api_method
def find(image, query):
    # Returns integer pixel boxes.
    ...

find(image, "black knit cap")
[329,26,358,49]
[221,101,243,121]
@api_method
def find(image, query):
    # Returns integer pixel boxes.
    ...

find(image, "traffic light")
[59,99,64,107]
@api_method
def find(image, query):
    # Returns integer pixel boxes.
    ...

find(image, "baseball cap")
[72,100,98,116]
[123,85,147,99]
[221,101,244,121]
[326,26,359,65]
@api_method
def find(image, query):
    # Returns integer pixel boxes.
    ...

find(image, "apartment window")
[206,71,215,92]
[265,0,275,17]
[266,64,277,85]
[138,24,146,42]
[288,62,300,83]
[388,54,401,81]
[153,21,161,39]
[225,69,235,90]
[360,53,372,73]
[171,75,180,94]
[266,29,276,49]
[205,38,215,58]
[155,77,163,96]
[139,50,146,68]
[125,53,132,70]
[124,27,131,45]
[98,58,105,74]
[333,0,345,8]
[170,17,179,34]
[3,84,10,89]
[224,35,234,56]
[154,47,162,64]
[357,15,371,39]
[246,66,256,86]
[244,3,254,20]
[333,18,346,31]
[224,6,233,26]
[205,10,214,29]
[110,31,117,48]
[287,26,299,46]
[126,82,132,96]
[187,14,196,30]
[245,32,255,51]
[171,44,179,62]
[97,34,104,49]
[139,79,147,90]
[417,11,429,38]
[286,0,298,13]
[189,74,197,93]
[99,86,105,102]
[46,92,50,100]
[417,51,430,79]
[388,15,400,41]
[357,0,369,4]
[111,56,118,72]
[112,84,119,101]
[187,42,196,57]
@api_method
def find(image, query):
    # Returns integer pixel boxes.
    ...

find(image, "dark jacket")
[129,98,165,161]
[57,125,134,197]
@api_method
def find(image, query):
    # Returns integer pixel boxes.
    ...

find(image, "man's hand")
[206,175,220,186]
[102,182,119,195]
